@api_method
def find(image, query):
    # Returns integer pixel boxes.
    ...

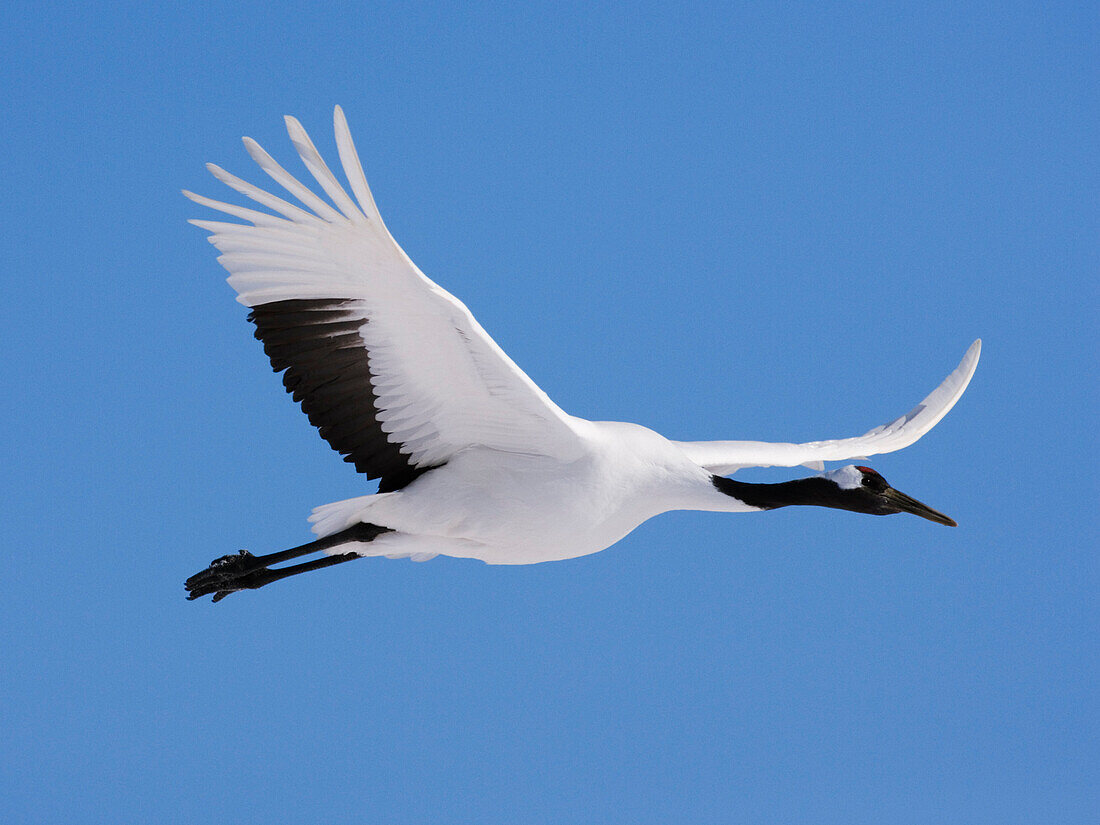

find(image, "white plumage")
[672,338,980,476]
[184,108,979,592]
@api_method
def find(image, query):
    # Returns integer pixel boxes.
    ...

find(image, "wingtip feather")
[968,338,982,364]
[241,136,264,158]
[332,106,384,223]
[282,112,365,222]
[950,338,982,396]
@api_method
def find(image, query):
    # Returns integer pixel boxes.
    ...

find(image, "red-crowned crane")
[184,108,980,602]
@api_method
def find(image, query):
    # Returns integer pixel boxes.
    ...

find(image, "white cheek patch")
[821,465,864,490]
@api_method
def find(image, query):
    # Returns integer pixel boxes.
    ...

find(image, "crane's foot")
[185,550,267,602]
[185,549,364,602]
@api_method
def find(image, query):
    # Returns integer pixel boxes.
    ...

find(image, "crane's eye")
[861,475,876,488]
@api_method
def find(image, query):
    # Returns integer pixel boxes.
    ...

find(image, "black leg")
[185,523,392,602]
[208,553,361,602]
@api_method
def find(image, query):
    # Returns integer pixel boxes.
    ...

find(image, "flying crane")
[184,108,980,602]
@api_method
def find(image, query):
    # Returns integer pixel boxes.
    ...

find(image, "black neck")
[711,475,852,511]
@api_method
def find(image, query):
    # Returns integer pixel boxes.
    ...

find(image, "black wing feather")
[247,298,436,492]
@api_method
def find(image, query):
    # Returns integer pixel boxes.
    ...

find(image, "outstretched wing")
[186,107,584,492]
[673,340,980,475]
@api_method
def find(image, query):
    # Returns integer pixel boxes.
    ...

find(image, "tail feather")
[309,493,386,538]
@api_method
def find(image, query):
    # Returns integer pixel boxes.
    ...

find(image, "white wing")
[186,107,584,491]
[673,340,980,475]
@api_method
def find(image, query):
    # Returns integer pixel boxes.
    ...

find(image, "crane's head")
[819,465,957,526]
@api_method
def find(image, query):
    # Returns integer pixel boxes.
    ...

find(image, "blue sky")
[2,2,1096,822]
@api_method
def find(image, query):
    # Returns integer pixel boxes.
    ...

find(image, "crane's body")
[309,420,751,566]
[183,108,980,601]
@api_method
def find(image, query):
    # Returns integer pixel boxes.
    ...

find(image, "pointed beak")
[881,487,957,527]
